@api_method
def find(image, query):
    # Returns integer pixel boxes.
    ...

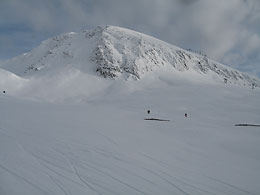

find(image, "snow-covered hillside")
[1,25,259,87]
[0,26,260,195]
[0,68,27,95]
[1,73,260,195]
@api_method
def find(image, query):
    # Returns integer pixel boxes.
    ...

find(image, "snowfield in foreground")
[0,70,260,195]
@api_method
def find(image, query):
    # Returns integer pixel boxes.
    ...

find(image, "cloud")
[0,0,259,76]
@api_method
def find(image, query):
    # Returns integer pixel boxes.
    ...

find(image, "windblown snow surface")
[0,26,260,195]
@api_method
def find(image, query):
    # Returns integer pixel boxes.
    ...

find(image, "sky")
[0,0,260,77]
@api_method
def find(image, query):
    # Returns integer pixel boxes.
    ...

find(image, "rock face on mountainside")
[1,25,259,87]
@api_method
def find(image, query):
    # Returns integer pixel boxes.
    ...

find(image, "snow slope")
[0,73,260,195]
[0,68,27,95]
[0,26,260,195]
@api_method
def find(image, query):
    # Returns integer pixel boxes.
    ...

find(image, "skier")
[147,110,150,114]
[2,90,5,94]
[185,113,187,117]
[224,78,227,84]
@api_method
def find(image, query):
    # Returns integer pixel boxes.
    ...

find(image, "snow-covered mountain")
[1,25,259,87]
[1,26,260,195]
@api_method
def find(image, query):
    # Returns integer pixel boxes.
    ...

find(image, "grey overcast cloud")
[0,0,260,76]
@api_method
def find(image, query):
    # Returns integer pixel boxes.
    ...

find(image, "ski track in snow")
[0,163,52,194]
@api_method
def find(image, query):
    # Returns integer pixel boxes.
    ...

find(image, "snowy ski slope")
[0,26,260,195]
